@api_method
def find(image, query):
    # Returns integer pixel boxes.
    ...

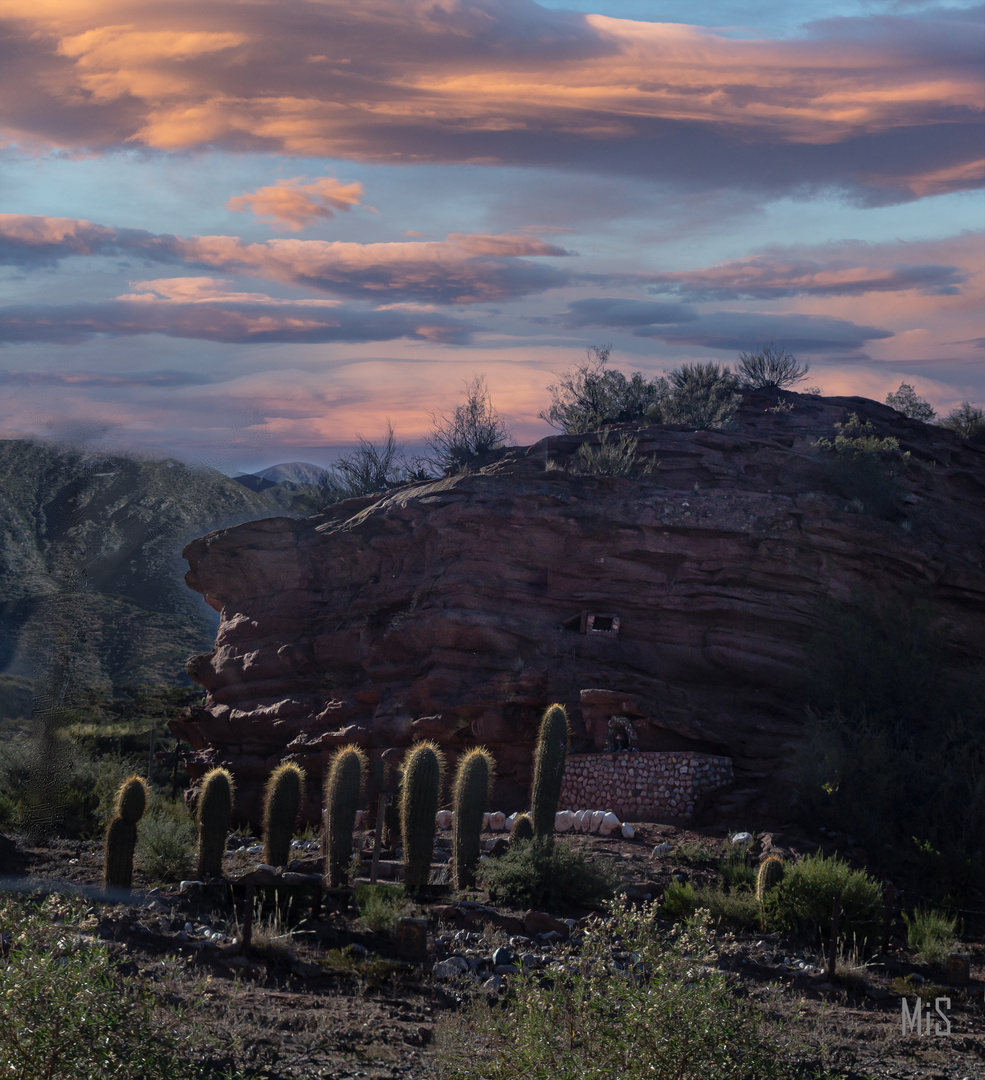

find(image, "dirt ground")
[3,820,985,1080]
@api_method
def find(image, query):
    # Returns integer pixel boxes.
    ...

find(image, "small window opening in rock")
[585,613,620,636]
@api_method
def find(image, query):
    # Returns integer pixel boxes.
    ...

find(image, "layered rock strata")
[171,392,985,824]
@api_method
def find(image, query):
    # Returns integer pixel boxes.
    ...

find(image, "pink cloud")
[0,214,571,303]
[227,176,366,231]
[2,2,980,201]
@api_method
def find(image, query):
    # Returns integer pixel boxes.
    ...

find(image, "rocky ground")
[2,821,985,1080]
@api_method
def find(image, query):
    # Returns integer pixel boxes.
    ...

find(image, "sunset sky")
[1,0,982,474]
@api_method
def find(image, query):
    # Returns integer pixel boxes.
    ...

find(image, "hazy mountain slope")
[0,439,291,698]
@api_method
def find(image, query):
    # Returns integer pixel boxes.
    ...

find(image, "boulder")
[523,910,570,939]
[555,810,575,833]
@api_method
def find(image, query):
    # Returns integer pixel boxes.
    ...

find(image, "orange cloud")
[3,2,980,200]
[227,176,366,231]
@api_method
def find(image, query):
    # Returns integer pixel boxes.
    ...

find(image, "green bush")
[762,853,882,949]
[695,885,761,933]
[660,878,697,920]
[572,430,652,477]
[0,895,239,1079]
[354,882,408,933]
[736,346,809,390]
[939,400,985,443]
[541,345,667,433]
[812,413,910,519]
[137,799,195,881]
[903,908,957,965]
[886,382,935,422]
[660,362,741,430]
[479,839,615,910]
[442,903,802,1080]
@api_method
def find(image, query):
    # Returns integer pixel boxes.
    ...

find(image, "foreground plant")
[103,774,149,890]
[441,903,802,1080]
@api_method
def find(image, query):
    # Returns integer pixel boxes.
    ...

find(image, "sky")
[0,0,982,474]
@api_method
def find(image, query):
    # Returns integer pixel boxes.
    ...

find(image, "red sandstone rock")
[523,910,570,938]
[171,392,985,824]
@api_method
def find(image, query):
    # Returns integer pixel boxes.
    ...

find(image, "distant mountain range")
[0,438,302,718]
[233,462,329,491]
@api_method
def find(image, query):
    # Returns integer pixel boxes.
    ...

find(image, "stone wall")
[559,751,733,821]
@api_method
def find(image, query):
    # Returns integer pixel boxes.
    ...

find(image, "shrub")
[903,908,957,965]
[812,413,910,518]
[0,895,231,1080]
[660,362,741,429]
[541,345,667,434]
[137,799,195,881]
[572,430,652,477]
[660,878,697,920]
[442,903,798,1080]
[695,884,761,933]
[886,382,935,422]
[939,400,985,443]
[761,852,882,949]
[736,346,810,390]
[427,376,511,473]
[354,882,408,933]
[718,844,756,890]
[479,838,615,909]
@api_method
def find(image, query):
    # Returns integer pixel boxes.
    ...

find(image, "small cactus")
[509,812,534,845]
[531,704,569,843]
[400,741,445,893]
[324,745,367,887]
[263,761,306,868]
[756,854,785,903]
[452,747,495,889]
[103,775,149,890]
[196,767,234,879]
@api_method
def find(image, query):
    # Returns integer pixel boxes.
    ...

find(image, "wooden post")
[240,882,256,952]
[827,893,841,979]
[881,882,895,954]
[371,793,387,884]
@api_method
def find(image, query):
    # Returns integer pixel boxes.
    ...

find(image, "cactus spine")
[531,704,569,843]
[103,775,149,890]
[263,761,306,868]
[323,745,367,887]
[509,812,534,845]
[452,747,495,889]
[756,854,785,903]
[400,741,445,893]
[196,767,234,879]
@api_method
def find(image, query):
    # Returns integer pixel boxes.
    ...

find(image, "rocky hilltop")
[173,391,985,823]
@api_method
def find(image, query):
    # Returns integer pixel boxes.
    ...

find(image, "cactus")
[756,854,785,903]
[530,704,569,843]
[452,747,496,889]
[400,740,445,893]
[323,745,367,887]
[509,812,534,845]
[263,761,306,868]
[103,775,149,890]
[196,767,234,879]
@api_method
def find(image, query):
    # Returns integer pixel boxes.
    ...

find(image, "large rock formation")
[171,392,985,824]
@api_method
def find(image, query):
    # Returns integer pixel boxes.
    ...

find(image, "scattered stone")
[621,823,635,839]
[652,843,672,857]
[523,910,569,939]
[492,946,515,967]
[433,956,470,979]
[730,832,753,845]
[598,811,622,836]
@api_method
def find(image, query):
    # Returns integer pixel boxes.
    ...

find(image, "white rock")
[571,810,584,830]
[730,832,753,845]
[505,813,518,831]
[621,823,635,839]
[482,813,491,830]
[488,811,506,832]
[599,811,621,835]
[353,810,364,829]
[652,842,673,857]
[580,811,593,833]
[590,810,606,833]
[435,810,453,829]
[555,811,575,833]
[433,956,470,979]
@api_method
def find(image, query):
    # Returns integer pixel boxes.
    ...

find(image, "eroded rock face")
[171,393,985,824]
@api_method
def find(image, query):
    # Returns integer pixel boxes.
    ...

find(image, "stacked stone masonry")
[559,751,733,821]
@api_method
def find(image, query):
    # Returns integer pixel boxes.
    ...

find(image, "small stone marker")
[946,953,971,985]
[396,917,429,962]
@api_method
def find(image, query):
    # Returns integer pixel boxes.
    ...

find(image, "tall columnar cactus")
[756,854,785,903]
[103,775,150,890]
[452,747,496,889]
[263,761,306,868]
[400,740,445,893]
[196,767,234,880]
[509,812,534,845]
[323,745,367,887]
[531,704,569,843]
